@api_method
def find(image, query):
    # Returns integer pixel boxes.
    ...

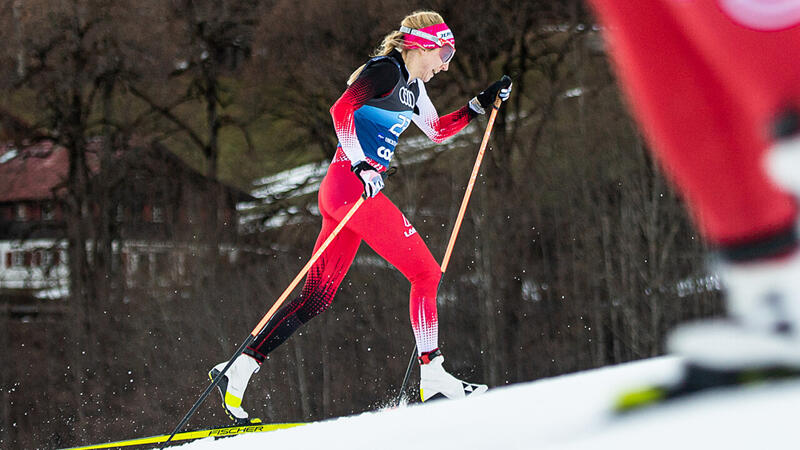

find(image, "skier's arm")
[330,62,399,165]
[412,82,478,144]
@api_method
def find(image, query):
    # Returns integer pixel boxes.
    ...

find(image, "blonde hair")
[346,10,445,85]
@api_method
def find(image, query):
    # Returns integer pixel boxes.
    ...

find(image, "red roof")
[0,140,255,204]
[0,141,69,202]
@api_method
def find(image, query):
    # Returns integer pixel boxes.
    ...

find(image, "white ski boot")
[419,349,487,402]
[617,246,800,411]
[669,248,800,371]
[208,353,260,424]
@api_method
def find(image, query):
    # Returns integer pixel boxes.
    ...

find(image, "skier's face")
[415,48,451,82]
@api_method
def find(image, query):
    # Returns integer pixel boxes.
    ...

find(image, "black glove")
[470,75,513,114]
[352,161,384,198]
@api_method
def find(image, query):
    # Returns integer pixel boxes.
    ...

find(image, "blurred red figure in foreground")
[587,0,800,401]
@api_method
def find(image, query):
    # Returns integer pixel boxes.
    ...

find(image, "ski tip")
[614,386,666,413]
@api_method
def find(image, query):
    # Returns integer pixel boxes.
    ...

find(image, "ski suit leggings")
[245,161,440,362]
[587,0,800,249]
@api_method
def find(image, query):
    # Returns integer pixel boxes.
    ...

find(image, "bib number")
[389,114,412,137]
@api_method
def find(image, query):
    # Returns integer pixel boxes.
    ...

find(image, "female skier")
[210,10,512,422]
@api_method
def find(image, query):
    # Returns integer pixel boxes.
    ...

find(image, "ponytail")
[347,30,406,85]
[346,11,445,85]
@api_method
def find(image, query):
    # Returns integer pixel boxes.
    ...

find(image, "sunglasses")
[399,26,456,65]
[439,44,455,64]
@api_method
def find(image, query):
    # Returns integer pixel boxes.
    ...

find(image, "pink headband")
[400,23,455,50]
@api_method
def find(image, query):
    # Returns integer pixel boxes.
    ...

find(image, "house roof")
[0,140,255,203]
[0,141,67,202]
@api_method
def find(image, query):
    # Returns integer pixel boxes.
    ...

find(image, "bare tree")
[0,2,724,447]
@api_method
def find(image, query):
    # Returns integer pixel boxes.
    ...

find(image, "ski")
[615,385,675,412]
[615,365,800,413]
[59,420,306,450]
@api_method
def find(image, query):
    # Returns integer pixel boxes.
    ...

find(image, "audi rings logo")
[399,87,416,108]
[720,0,800,30]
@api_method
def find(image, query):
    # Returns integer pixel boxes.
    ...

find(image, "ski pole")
[395,91,506,405]
[161,195,366,448]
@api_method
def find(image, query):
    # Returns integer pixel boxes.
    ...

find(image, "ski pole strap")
[418,348,442,365]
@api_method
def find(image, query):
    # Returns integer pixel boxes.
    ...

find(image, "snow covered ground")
[171,355,800,449]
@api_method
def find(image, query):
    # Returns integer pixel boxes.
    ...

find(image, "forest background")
[0,1,721,448]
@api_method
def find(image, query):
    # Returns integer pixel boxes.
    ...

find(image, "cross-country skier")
[209,10,512,423]
[586,0,800,401]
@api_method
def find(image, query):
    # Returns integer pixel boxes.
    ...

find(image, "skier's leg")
[652,0,800,344]
[243,162,368,361]
[320,162,487,400]
[350,198,442,357]
[318,162,442,354]
[243,219,361,362]
[587,0,800,395]
[211,166,361,422]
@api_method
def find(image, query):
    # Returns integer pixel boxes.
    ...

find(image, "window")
[42,203,55,221]
[10,251,25,267]
[176,252,186,278]
[28,204,41,221]
[154,252,170,286]
[152,205,164,223]
[5,251,49,267]
[15,204,27,221]
[41,250,59,267]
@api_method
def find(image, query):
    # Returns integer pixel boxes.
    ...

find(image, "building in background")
[0,138,254,315]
